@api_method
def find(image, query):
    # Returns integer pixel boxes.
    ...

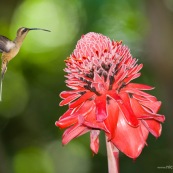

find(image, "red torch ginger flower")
[56,32,165,159]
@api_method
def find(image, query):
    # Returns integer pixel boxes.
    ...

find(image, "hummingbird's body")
[0,27,50,101]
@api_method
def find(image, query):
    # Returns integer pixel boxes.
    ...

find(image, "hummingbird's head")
[16,27,30,40]
[15,27,50,44]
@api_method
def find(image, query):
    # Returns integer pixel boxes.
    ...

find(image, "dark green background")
[0,0,173,172]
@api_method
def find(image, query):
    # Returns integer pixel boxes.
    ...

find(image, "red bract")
[56,32,165,159]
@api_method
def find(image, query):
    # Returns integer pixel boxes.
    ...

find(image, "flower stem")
[106,135,119,173]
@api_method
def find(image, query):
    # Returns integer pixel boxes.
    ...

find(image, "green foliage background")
[0,0,173,172]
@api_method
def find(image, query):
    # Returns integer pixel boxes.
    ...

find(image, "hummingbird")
[0,27,51,101]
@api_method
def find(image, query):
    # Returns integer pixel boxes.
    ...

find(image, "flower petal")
[130,97,165,123]
[90,130,100,154]
[83,107,109,132]
[107,90,121,101]
[92,71,106,94]
[140,101,161,113]
[125,83,154,90]
[132,94,151,101]
[123,73,141,84]
[60,90,86,99]
[62,124,89,145]
[57,100,95,128]
[69,92,95,108]
[56,109,75,128]
[58,109,73,121]
[105,97,119,140]
[110,111,149,159]
[118,92,139,127]
[122,87,157,101]
[59,94,81,106]
[127,64,143,75]
[141,119,162,138]
[112,65,128,90]
[95,95,107,121]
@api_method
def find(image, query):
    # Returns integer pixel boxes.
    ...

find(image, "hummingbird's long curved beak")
[28,28,51,32]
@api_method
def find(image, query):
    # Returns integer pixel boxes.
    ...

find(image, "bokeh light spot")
[13,147,54,173]
[10,0,81,53]
[0,71,29,118]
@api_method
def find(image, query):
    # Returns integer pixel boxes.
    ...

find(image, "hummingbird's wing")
[0,35,15,53]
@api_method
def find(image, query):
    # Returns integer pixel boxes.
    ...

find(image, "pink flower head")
[56,32,165,159]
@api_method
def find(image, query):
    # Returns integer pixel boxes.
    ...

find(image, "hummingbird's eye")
[21,28,28,34]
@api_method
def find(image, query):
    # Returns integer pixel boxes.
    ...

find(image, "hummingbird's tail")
[0,62,7,101]
[0,77,2,101]
[1,63,7,80]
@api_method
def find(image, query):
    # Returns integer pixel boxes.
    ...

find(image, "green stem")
[106,135,119,173]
